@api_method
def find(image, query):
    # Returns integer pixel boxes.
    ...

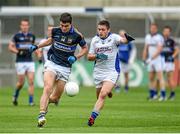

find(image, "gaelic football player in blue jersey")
[29,13,88,127]
[8,19,40,106]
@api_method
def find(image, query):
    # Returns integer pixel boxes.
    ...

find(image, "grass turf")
[0,86,180,133]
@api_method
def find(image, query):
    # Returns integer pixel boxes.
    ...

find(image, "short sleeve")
[32,34,36,44]
[113,34,123,45]
[145,35,149,46]
[88,38,95,54]
[11,34,16,43]
[77,35,86,47]
[51,28,56,39]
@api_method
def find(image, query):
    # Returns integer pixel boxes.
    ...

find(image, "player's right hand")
[96,53,108,60]
[29,45,38,53]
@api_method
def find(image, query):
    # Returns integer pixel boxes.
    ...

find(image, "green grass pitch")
[0,86,180,133]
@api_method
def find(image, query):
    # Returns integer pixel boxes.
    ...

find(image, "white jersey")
[145,33,164,60]
[89,33,122,74]
[39,38,51,62]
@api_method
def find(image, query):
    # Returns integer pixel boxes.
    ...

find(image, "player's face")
[150,25,158,35]
[60,22,71,33]
[163,28,171,38]
[20,21,29,33]
[97,25,110,38]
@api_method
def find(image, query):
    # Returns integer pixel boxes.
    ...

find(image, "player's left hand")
[68,56,77,64]
[124,33,135,42]
[29,45,38,53]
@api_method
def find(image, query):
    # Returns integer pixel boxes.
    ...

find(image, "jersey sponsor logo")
[162,47,173,52]
[54,42,76,52]
[17,44,32,49]
[19,37,24,40]
[95,46,113,53]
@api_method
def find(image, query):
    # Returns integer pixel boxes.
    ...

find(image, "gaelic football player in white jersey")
[87,20,135,126]
[142,23,166,101]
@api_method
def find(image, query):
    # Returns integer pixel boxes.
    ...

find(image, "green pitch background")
[0,86,180,133]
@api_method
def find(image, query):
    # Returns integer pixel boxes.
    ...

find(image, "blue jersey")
[118,42,132,63]
[48,27,86,68]
[12,32,35,62]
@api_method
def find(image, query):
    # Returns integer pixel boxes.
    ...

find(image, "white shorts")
[163,62,174,72]
[93,70,120,88]
[44,60,71,82]
[120,62,130,73]
[15,62,35,75]
[147,58,164,72]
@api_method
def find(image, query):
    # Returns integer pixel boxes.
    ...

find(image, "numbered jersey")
[12,32,35,62]
[47,27,86,68]
[89,33,122,73]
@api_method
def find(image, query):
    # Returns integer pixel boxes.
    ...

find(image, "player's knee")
[49,97,59,103]
[99,90,108,99]
[16,82,24,89]
[28,80,34,87]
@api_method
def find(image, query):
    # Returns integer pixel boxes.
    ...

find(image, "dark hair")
[20,19,29,24]
[60,12,72,24]
[98,20,110,29]
[163,25,172,31]
[150,23,158,27]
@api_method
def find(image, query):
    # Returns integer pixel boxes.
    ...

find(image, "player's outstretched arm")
[29,38,52,53]
[75,44,88,59]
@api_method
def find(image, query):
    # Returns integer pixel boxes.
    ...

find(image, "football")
[64,82,79,97]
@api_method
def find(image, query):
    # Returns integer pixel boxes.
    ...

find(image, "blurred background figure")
[39,24,54,64]
[114,29,135,93]
[142,23,166,101]
[8,19,40,106]
[161,26,179,100]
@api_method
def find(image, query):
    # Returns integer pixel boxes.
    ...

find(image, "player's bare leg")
[38,71,56,127]
[27,72,35,106]
[156,71,166,101]
[96,88,101,99]
[88,81,114,126]
[124,72,129,92]
[12,74,25,106]
[49,80,66,105]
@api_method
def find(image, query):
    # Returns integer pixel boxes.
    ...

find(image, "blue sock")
[170,91,175,97]
[154,90,158,96]
[91,111,99,120]
[125,85,128,91]
[149,89,155,98]
[13,89,20,100]
[160,89,166,98]
[29,95,33,104]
